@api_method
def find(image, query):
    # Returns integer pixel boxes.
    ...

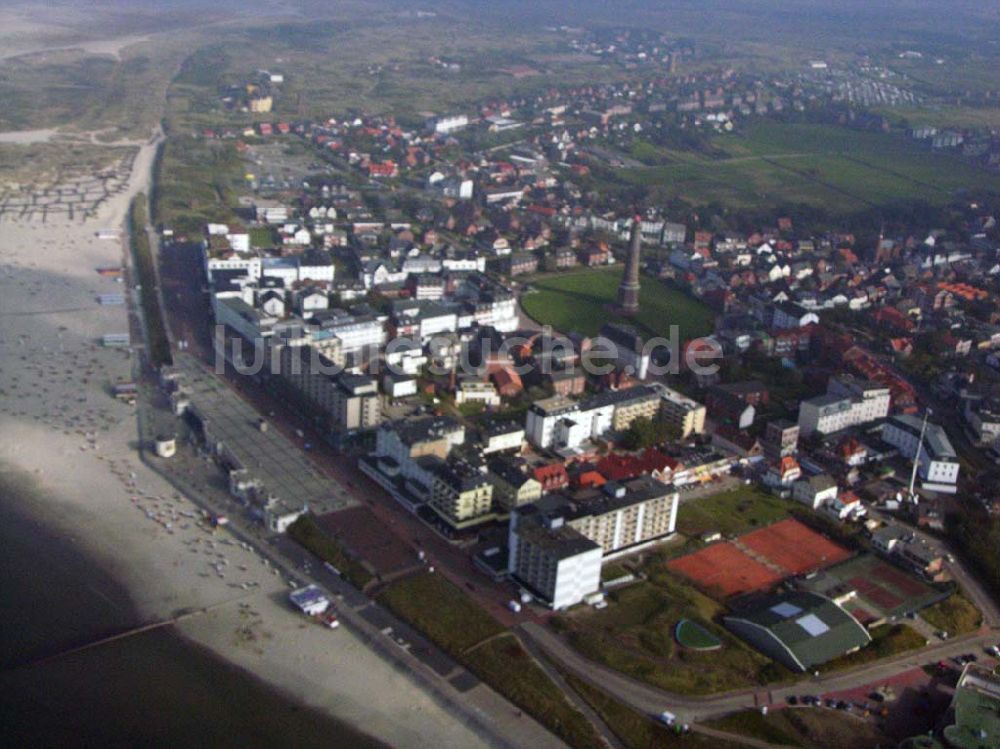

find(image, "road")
[519,620,998,724]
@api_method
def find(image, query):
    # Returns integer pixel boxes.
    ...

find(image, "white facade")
[798,380,891,437]
[483,428,525,454]
[881,415,960,493]
[507,515,603,610]
[206,254,263,282]
[791,475,839,510]
[433,115,469,134]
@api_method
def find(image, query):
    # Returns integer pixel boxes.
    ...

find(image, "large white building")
[798,376,891,437]
[432,114,469,134]
[525,395,612,451]
[508,508,602,610]
[881,414,960,493]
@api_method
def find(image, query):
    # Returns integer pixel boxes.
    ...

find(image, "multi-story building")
[508,508,603,610]
[329,373,381,432]
[797,376,890,437]
[524,476,679,560]
[764,419,799,458]
[656,385,707,438]
[881,414,960,493]
[429,459,495,528]
[480,421,525,454]
[488,457,543,511]
[597,323,652,380]
[373,416,465,483]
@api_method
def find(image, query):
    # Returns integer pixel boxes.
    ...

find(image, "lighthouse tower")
[617,215,642,316]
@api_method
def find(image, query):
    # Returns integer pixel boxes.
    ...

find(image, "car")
[786,695,798,706]
[836,700,850,711]
[825,699,836,709]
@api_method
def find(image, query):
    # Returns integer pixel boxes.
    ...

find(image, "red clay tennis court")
[668,542,783,597]
[740,518,851,575]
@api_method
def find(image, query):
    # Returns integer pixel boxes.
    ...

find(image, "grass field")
[675,486,796,538]
[566,675,743,749]
[560,580,788,695]
[376,572,504,653]
[287,515,374,589]
[707,708,893,749]
[520,268,715,342]
[823,624,926,672]
[129,193,172,368]
[919,592,983,636]
[617,122,1000,213]
[376,573,602,749]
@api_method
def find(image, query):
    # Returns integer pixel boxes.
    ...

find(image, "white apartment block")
[881,415,960,493]
[798,376,891,437]
[508,510,602,610]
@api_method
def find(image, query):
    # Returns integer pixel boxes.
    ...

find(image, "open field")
[566,674,743,749]
[520,268,715,342]
[675,485,796,538]
[919,592,983,636]
[823,624,926,672]
[376,572,505,654]
[376,572,602,748]
[708,708,893,749]
[557,579,788,695]
[618,122,1000,213]
[287,514,375,589]
[152,135,244,236]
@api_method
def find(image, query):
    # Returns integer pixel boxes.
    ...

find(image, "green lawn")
[707,708,893,749]
[520,268,715,343]
[617,122,1000,212]
[376,572,504,654]
[566,675,743,749]
[287,515,375,590]
[675,486,796,538]
[129,194,172,368]
[823,624,926,673]
[920,592,983,636]
[377,573,602,749]
[560,580,789,695]
[464,636,603,749]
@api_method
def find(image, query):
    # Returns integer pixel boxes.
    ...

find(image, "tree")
[621,415,671,450]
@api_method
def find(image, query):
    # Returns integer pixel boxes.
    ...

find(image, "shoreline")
[0,130,498,749]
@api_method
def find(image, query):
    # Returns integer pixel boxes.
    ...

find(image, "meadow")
[520,268,715,343]
[618,122,1000,213]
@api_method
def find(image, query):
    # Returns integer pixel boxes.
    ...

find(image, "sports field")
[739,518,852,575]
[520,268,715,342]
[799,553,944,621]
[668,519,851,598]
[668,542,782,597]
[619,122,1000,212]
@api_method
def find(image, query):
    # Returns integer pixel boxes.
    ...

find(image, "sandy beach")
[0,137,495,748]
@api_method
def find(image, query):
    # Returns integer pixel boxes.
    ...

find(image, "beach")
[0,135,496,748]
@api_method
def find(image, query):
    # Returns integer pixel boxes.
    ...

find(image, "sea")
[0,468,389,749]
